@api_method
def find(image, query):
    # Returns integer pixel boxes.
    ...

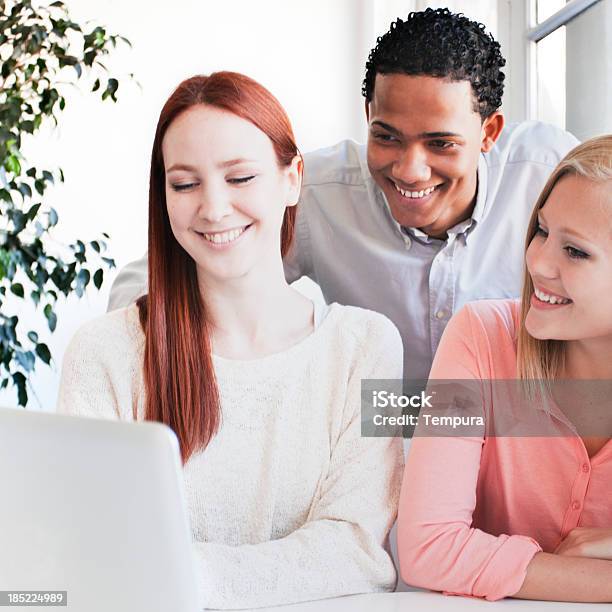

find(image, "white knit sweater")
[56,302,404,609]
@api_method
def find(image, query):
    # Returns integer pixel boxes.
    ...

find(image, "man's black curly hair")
[362,8,506,120]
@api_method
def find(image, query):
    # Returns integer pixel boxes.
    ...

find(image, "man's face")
[366,73,499,238]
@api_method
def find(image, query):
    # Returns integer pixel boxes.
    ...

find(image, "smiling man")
[108,8,579,379]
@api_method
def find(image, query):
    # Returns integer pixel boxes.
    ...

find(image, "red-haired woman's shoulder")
[323,303,403,372]
[326,302,402,344]
[319,302,403,382]
[66,304,144,359]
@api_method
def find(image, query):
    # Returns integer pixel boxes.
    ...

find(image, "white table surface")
[257,591,608,611]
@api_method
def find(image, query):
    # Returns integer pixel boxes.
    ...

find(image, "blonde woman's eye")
[228,175,255,184]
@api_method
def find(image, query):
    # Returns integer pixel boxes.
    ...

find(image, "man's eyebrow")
[370,120,401,135]
[370,121,463,139]
[420,131,463,139]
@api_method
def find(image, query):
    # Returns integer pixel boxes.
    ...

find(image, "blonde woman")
[397,135,612,602]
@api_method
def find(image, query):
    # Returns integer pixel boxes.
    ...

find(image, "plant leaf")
[12,371,28,406]
[93,267,103,289]
[6,155,21,175]
[16,350,35,372]
[26,202,41,220]
[18,183,32,198]
[48,207,59,226]
[35,343,51,365]
[44,304,57,332]
[10,283,24,298]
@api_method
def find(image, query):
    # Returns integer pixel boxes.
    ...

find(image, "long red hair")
[137,72,299,462]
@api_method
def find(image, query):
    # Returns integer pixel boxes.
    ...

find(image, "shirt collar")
[470,153,489,226]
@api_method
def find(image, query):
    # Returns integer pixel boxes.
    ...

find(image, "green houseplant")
[0,0,131,405]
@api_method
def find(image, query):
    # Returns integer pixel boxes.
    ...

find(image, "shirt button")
[435,310,448,320]
[404,236,412,250]
[582,463,590,473]
[572,501,581,510]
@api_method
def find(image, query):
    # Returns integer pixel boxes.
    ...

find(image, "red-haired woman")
[57,72,403,609]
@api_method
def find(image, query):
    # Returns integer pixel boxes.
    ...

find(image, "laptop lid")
[0,408,200,612]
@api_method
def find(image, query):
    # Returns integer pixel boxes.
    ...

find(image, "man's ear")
[480,111,504,153]
[285,155,303,207]
[365,99,370,122]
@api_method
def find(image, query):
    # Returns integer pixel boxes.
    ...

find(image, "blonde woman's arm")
[398,305,542,601]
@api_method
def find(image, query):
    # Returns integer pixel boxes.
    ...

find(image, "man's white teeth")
[201,226,246,244]
[534,287,571,305]
[394,183,436,198]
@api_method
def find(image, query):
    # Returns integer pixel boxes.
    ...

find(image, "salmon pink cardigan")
[398,299,612,600]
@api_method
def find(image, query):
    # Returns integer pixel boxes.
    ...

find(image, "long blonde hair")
[517,134,612,382]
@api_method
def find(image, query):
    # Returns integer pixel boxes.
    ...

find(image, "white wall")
[373,0,498,39]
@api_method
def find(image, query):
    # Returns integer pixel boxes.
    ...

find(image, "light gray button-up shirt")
[108,121,578,379]
[284,121,578,379]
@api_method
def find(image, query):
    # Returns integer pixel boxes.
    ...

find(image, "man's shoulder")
[488,120,579,169]
[302,139,368,188]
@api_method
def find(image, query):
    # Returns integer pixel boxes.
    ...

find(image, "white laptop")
[0,408,200,612]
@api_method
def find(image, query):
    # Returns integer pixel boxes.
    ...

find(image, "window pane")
[536,25,566,128]
[536,0,568,23]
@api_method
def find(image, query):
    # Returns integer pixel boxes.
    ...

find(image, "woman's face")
[162,104,300,283]
[525,174,612,343]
